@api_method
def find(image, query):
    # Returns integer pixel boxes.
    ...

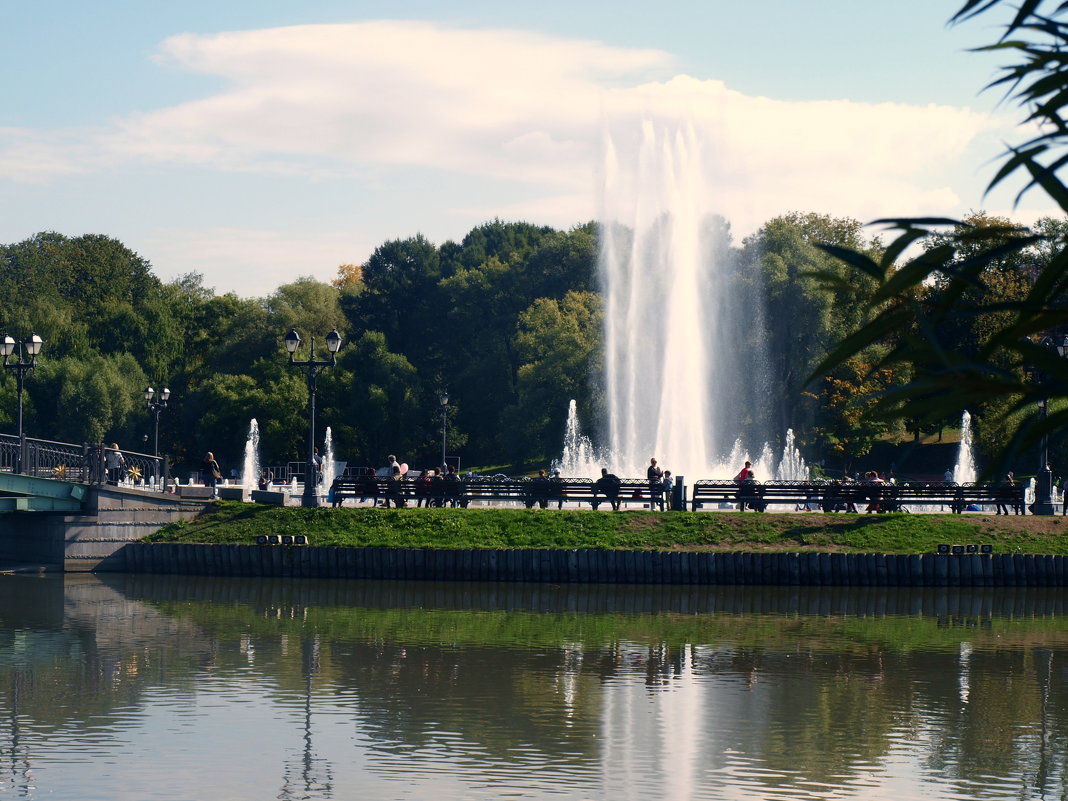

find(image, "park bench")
[690,480,754,511]
[613,479,667,509]
[690,479,1027,513]
[328,474,664,510]
[458,476,533,507]
[330,474,386,506]
[877,482,1025,513]
[529,477,658,509]
[330,475,531,508]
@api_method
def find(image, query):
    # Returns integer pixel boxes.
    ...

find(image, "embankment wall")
[120,544,1068,586]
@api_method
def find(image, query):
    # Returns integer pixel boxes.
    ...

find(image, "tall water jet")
[241,419,261,488]
[596,121,791,479]
[323,427,337,491]
[953,411,976,484]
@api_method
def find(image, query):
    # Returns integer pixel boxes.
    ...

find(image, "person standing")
[105,443,126,486]
[442,464,462,507]
[736,462,759,510]
[996,472,1015,515]
[384,464,405,507]
[202,452,222,498]
[647,457,663,510]
[661,471,674,511]
[532,468,550,509]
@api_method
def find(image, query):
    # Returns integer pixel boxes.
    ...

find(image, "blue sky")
[0,1,1051,296]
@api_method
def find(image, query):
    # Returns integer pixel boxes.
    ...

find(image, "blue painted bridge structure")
[0,435,209,572]
[0,472,87,512]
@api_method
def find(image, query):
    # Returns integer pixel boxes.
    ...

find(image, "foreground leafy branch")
[813,1,1068,476]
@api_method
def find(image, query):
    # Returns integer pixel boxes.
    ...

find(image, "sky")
[0,0,1057,297]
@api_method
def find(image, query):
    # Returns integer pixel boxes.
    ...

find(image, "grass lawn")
[143,501,1068,554]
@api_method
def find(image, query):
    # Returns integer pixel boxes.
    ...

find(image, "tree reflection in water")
[1,575,1068,800]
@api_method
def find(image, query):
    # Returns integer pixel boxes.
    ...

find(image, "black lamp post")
[144,385,170,458]
[439,390,449,470]
[1,334,43,474]
[285,328,342,507]
[1026,334,1068,515]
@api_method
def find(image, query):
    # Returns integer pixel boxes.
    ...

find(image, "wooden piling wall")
[119,545,1068,586]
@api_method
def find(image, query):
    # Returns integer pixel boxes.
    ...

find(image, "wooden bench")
[331,475,478,508]
[524,478,656,509]
[327,474,663,510]
[690,480,820,511]
[878,482,1025,513]
[690,481,752,511]
[330,475,385,506]
[458,476,533,507]
[690,480,1027,513]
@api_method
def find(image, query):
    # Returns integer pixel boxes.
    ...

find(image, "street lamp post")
[439,390,448,471]
[285,328,342,508]
[1,334,43,474]
[1026,334,1068,515]
[144,386,171,458]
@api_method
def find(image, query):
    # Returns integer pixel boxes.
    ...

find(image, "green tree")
[265,277,343,338]
[805,350,909,474]
[437,225,599,459]
[31,353,148,445]
[345,235,443,369]
[332,331,425,465]
[181,370,310,473]
[815,1,1068,476]
[500,291,603,460]
[743,213,881,449]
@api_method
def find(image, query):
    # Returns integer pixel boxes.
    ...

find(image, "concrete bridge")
[0,477,210,572]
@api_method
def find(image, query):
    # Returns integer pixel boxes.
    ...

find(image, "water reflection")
[1,574,1068,800]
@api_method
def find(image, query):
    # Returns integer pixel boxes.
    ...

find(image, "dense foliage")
[0,223,606,474]
[3,201,1061,478]
[10,0,1068,479]
[815,0,1068,478]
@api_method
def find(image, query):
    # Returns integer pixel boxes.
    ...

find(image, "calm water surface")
[1,574,1067,800]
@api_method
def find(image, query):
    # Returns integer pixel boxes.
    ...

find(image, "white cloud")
[110,21,672,185]
[0,128,98,182]
[0,19,1024,281]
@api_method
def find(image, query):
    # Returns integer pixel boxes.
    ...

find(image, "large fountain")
[556,122,805,481]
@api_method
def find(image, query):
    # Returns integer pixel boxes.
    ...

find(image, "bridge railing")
[0,434,168,489]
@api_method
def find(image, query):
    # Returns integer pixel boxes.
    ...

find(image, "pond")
[1,573,1066,800]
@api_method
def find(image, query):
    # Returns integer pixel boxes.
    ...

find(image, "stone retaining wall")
[121,544,1068,586]
[0,487,212,571]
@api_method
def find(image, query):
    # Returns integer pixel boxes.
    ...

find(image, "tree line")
[0,209,1061,479]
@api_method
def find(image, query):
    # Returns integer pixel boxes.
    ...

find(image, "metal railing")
[0,434,168,490]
